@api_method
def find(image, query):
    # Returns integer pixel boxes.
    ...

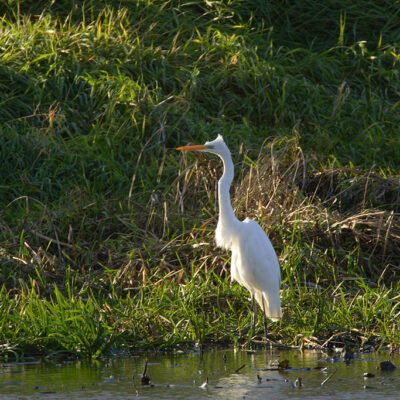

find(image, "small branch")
[234,364,246,373]
[321,368,337,386]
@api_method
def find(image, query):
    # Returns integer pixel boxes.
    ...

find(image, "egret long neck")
[218,153,238,225]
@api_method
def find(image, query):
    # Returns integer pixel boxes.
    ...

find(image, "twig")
[321,368,337,386]
[31,230,74,249]
[234,364,246,373]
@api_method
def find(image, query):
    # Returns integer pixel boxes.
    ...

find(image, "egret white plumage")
[177,135,281,336]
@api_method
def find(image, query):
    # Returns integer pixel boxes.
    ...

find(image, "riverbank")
[0,0,399,359]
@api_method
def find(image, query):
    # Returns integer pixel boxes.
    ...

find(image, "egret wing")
[233,218,281,319]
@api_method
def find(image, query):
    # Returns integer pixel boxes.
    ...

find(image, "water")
[1,348,400,399]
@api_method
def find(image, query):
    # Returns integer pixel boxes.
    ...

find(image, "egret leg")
[261,297,268,339]
[264,318,268,339]
[252,295,257,336]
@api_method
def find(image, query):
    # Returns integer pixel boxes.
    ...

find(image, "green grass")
[0,0,400,358]
[1,264,399,359]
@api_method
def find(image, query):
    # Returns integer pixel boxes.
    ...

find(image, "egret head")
[177,135,230,158]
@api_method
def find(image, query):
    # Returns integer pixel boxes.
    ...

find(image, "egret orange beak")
[176,144,206,151]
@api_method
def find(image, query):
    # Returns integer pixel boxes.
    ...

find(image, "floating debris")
[321,368,337,386]
[199,377,208,389]
[293,377,303,388]
[261,359,292,372]
[234,364,246,373]
[377,361,397,371]
[141,359,151,385]
[363,372,375,379]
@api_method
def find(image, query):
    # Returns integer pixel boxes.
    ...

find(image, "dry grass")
[233,138,400,282]
[2,137,398,294]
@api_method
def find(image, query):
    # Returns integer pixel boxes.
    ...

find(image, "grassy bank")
[0,0,399,358]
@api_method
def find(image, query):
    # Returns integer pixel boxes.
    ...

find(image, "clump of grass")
[281,276,400,349]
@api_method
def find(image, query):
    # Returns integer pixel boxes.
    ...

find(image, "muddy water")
[1,348,400,399]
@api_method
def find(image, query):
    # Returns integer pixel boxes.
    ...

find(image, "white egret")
[177,135,281,337]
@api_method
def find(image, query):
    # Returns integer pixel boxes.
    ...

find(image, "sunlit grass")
[0,0,399,358]
[1,264,399,359]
